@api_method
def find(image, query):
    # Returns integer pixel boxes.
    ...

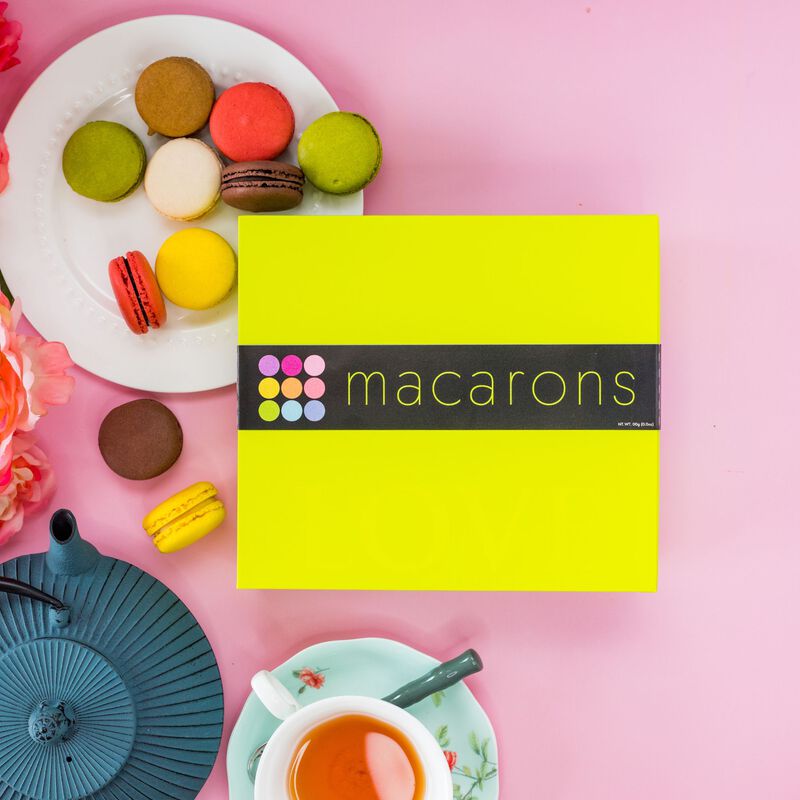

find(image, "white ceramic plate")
[0,15,362,392]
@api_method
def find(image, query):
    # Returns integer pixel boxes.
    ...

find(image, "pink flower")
[0,2,21,73]
[444,750,458,771]
[0,292,72,546]
[0,432,55,545]
[0,131,8,194]
[0,294,74,455]
[298,668,326,689]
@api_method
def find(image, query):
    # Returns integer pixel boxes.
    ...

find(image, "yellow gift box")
[238,216,659,591]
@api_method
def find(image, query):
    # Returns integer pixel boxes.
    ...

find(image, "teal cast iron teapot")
[0,510,223,800]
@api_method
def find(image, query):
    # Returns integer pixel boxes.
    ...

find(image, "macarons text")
[346,368,637,408]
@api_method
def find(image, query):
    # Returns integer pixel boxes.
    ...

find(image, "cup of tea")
[250,670,453,800]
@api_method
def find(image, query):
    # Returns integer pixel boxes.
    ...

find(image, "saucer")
[227,637,499,800]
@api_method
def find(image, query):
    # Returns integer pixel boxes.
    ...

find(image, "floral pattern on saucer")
[292,666,328,693]
[227,637,499,800]
[436,724,499,799]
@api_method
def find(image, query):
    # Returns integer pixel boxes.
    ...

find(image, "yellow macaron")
[155,228,236,310]
[143,481,226,553]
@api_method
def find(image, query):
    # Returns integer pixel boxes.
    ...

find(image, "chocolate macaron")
[99,399,183,480]
[220,161,304,212]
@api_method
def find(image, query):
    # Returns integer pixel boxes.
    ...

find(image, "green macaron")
[62,121,146,202]
[298,111,382,195]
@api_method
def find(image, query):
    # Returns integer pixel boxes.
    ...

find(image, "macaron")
[143,481,226,553]
[144,138,221,221]
[98,399,183,480]
[108,250,166,335]
[220,161,304,212]
[155,228,236,310]
[135,57,215,137]
[298,112,382,195]
[62,121,146,202]
[209,82,294,162]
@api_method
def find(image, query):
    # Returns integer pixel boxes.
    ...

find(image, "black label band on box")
[238,344,661,431]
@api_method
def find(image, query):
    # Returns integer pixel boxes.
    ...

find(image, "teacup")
[250,670,453,800]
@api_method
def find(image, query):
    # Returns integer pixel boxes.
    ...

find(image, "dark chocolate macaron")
[99,399,183,480]
[220,161,304,212]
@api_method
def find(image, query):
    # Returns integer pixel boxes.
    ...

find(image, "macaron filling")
[122,255,155,330]
[150,496,223,546]
[221,165,304,192]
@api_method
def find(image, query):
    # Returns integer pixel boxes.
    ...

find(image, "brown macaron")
[220,161,304,212]
[135,57,215,137]
[99,399,183,480]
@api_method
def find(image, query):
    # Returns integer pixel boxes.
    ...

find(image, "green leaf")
[481,738,490,760]
[485,768,498,779]
[468,731,481,755]
[435,725,450,747]
[462,766,472,778]
[453,784,462,798]
[297,685,306,694]
[292,670,301,678]
[432,690,445,707]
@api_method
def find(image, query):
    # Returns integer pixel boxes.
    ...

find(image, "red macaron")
[209,82,295,162]
[109,251,167,335]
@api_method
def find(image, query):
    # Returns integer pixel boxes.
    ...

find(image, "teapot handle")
[0,576,67,616]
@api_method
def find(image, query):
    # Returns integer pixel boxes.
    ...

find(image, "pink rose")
[444,750,458,771]
[0,294,74,455]
[0,2,21,73]
[298,668,326,689]
[0,431,55,545]
[0,131,8,194]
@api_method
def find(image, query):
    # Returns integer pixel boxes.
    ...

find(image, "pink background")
[2,1,799,796]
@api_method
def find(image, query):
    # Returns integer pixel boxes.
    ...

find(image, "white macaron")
[144,138,222,221]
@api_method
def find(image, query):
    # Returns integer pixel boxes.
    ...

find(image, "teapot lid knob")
[28,701,76,745]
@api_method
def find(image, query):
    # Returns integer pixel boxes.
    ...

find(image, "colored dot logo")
[258,354,326,423]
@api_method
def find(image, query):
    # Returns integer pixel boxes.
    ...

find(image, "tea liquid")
[288,713,426,800]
